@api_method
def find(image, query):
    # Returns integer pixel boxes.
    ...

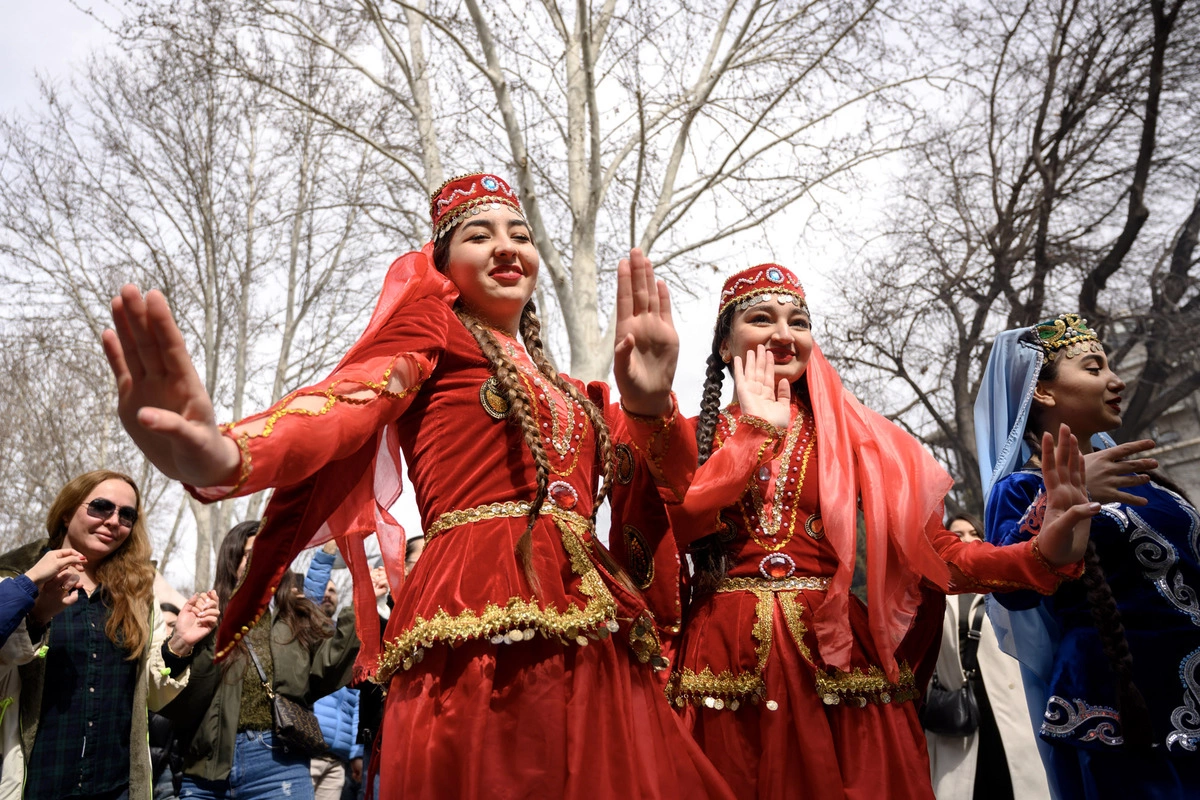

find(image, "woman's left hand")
[170,590,220,652]
[1036,424,1101,566]
[613,248,678,416]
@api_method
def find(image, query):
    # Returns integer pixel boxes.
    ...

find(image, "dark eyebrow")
[1080,353,1105,366]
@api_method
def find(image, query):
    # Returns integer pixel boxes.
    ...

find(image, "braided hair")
[1020,328,1155,749]
[690,307,737,595]
[433,230,618,597]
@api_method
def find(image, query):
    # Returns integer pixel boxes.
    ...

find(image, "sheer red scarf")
[804,341,954,679]
[215,244,457,681]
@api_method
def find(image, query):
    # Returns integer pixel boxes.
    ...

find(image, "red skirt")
[379,635,735,799]
[682,596,936,800]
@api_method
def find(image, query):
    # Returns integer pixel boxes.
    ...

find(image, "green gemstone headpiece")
[1033,313,1103,361]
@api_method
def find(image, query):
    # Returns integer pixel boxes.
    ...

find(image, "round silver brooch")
[766,267,784,283]
[481,176,499,191]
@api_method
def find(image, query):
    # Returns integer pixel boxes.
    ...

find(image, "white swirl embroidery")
[1041,695,1123,745]
[1168,647,1200,752]
[1128,507,1200,626]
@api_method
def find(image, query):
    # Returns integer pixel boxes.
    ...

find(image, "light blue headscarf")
[974,322,1114,798]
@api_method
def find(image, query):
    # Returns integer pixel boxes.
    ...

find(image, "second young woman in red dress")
[667,264,1100,800]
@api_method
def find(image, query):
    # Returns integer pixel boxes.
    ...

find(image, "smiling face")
[63,477,137,563]
[444,206,538,334]
[1033,348,1126,445]
[719,301,814,384]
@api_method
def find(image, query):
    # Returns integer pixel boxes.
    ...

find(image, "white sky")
[1,3,860,591]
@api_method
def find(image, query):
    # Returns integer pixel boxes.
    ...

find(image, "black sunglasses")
[83,498,138,528]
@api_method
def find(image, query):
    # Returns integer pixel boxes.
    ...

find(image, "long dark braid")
[518,301,616,516]
[457,310,547,597]
[1020,328,1154,748]
[691,309,735,595]
[519,301,644,596]
[1079,543,1155,749]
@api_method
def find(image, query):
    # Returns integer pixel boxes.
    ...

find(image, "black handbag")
[920,594,984,737]
[246,641,328,757]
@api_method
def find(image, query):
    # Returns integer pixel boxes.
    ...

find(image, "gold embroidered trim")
[614,444,635,485]
[1031,536,1078,583]
[716,576,831,593]
[667,667,765,710]
[667,584,777,708]
[377,514,618,683]
[738,414,787,439]
[252,359,425,440]
[423,501,589,541]
[622,525,655,590]
[814,663,919,707]
[207,430,254,502]
[777,592,814,662]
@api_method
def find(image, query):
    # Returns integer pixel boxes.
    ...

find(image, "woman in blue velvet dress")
[975,313,1200,799]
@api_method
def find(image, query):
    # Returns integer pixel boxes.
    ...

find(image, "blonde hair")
[46,470,155,659]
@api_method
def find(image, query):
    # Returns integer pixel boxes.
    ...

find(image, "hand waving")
[102,286,240,486]
[613,249,678,417]
[170,590,220,653]
[733,345,791,429]
[1036,424,1101,566]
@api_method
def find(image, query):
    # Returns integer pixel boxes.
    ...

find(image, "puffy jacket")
[313,687,362,761]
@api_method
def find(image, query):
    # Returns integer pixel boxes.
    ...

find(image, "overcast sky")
[1,3,854,586]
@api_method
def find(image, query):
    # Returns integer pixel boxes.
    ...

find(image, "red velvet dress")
[668,401,1078,800]
[194,254,733,799]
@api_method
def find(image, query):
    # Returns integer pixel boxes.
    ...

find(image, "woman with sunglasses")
[0,470,219,800]
[102,174,732,799]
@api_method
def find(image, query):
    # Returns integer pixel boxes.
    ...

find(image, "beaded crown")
[718,264,807,317]
[429,173,523,240]
[1033,313,1102,361]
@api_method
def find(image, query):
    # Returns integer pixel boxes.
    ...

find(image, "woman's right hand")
[733,345,791,429]
[102,285,241,486]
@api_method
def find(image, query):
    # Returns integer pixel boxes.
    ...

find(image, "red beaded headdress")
[718,263,807,317]
[429,173,523,240]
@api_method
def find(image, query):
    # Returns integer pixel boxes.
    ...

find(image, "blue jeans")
[178,731,314,800]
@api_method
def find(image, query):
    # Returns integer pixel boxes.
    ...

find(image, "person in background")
[304,543,362,800]
[925,512,1051,800]
[977,314,1200,798]
[163,521,358,800]
[151,602,186,800]
[0,469,218,800]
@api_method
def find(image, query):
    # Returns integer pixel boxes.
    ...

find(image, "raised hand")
[613,249,678,417]
[102,286,241,486]
[1084,439,1157,506]
[1036,424,1101,566]
[24,548,86,587]
[170,590,220,654]
[734,345,791,429]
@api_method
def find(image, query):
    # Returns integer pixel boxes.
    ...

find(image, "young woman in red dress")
[666,264,1099,800]
[101,174,734,799]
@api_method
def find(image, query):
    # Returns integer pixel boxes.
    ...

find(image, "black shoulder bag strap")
[958,594,985,678]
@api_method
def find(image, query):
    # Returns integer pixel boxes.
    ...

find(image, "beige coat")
[925,594,1051,800]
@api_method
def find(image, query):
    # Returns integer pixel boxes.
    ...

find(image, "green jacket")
[0,538,189,800]
[161,604,359,781]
